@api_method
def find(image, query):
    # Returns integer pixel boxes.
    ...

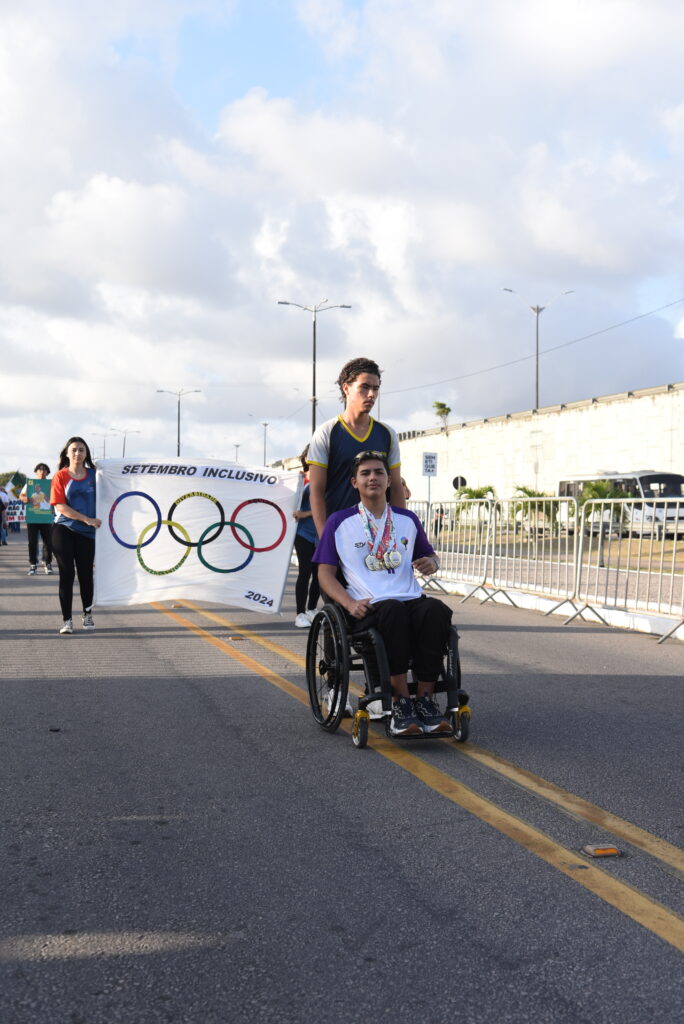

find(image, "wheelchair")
[305,602,471,748]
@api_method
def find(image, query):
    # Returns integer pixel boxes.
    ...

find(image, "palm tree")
[511,484,556,534]
[433,401,451,431]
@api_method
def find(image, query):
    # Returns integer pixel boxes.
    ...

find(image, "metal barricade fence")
[427,499,493,596]
[407,497,683,641]
[485,498,579,609]
[570,498,684,642]
[406,501,429,531]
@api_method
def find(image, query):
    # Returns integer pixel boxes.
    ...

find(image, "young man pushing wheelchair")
[313,450,453,737]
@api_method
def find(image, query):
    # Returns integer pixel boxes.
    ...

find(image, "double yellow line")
[153,600,684,953]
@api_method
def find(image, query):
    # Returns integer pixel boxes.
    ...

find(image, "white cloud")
[2,0,684,472]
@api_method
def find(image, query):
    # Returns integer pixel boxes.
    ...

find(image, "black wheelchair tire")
[452,709,470,743]
[352,713,369,748]
[305,605,350,733]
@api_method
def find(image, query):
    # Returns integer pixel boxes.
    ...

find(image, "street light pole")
[277,298,352,434]
[156,388,201,456]
[110,427,141,458]
[234,443,241,463]
[262,423,268,466]
[503,288,574,408]
[92,432,116,459]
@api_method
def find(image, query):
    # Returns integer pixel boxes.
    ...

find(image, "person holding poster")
[50,437,101,635]
[20,463,54,575]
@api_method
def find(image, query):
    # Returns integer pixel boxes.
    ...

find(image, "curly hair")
[336,357,381,404]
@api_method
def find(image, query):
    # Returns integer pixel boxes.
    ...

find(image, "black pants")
[357,596,452,681]
[51,524,95,620]
[294,535,321,613]
[27,523,53,566]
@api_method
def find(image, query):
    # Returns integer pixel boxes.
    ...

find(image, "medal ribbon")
[358,503,396,562]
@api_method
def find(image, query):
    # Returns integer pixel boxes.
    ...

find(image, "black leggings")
[294,534,321,614]
[357,597,452,681]
[51,524,95,620]
[27,522,53,565]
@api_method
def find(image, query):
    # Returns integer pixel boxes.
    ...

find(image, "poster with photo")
[25,478,54,524]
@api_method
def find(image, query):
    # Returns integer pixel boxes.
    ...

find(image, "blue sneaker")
[414,694,452,734]
[389,696,422,736]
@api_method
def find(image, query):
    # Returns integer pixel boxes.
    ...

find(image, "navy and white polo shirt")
[307,415,401,516]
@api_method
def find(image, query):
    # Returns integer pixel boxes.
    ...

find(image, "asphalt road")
[1,535,683,1023]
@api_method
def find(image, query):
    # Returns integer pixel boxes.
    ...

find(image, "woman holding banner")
[50,437,101,635]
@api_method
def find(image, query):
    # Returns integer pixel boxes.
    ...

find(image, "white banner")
[94,458,302,614]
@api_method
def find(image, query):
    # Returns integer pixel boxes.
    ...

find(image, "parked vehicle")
[558,471,684,537]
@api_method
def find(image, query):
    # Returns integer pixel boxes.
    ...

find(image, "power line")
[383,297,684,397]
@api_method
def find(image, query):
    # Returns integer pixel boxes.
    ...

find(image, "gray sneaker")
[82,611,95,631]
[27,565,37,576]
[45,563,54,575]
[59,619,73,635]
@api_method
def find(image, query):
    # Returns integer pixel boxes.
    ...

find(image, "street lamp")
[262,422,268,466]
[503,288,574,409]
[277,298,352,433]
[110,427,141,458]
[92,432,116,459]
[156,388,201,456]
[233,443,241,463]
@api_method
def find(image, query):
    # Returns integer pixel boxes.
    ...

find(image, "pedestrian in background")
[0,490,8,545]
[50,437,101,635]
[292,445,320,627]
[20,462,54,575]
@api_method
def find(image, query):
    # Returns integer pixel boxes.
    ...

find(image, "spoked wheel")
[306,605,350,732]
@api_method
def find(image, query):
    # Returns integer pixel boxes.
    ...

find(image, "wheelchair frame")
[305,602,471,748]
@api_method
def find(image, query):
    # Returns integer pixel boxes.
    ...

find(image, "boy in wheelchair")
[314,450,453,736]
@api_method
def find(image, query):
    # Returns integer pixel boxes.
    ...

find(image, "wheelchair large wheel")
[306,605,350,733]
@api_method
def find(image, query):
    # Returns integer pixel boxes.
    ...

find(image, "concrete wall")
[398,382,684,501]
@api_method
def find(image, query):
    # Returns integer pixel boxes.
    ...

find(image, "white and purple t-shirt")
[313,503,434,604]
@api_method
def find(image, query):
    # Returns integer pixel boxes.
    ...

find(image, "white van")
[558,471,684,537]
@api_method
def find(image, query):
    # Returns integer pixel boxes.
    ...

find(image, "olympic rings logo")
[108,490,287,575]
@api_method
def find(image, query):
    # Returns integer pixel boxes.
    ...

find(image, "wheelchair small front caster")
[452,707,471,743]
[352,710,369,748]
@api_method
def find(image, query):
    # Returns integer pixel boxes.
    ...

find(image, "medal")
[359,502,400,571]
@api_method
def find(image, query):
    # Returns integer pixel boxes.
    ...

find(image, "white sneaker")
[366,699,385,720]
[59,619,73,635]
[326,687,353,717]
[305,609,318,623]
[294,613,310,628]
[82,611,95,631]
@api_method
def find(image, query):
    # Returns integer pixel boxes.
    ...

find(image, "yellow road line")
[150,604,306,704]
[461,744,684,875]
[153,601,684,954]
[180,602,683,875]
[369,735,684,953]
[179,601,306,667]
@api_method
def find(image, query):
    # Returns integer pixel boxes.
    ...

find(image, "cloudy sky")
[2,0,684,473]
